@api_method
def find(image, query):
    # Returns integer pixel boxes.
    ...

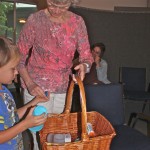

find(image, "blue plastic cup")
[29,105,47,133]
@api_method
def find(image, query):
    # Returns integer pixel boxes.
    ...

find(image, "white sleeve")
[96,60,111,84]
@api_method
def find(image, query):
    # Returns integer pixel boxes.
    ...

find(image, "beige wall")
[78,0,148,10]
[36,0,149,10]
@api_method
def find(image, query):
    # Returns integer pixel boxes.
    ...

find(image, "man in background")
[84,42,111,84]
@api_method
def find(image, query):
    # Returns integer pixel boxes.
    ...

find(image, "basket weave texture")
[40,77,116,150]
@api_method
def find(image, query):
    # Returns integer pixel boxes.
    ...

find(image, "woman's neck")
[45,9,70,23]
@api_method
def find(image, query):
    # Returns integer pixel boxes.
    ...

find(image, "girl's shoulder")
[0,86,13,98]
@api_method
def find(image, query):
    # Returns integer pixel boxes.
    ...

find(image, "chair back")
[119,67,146,91]
[85,83,125,126]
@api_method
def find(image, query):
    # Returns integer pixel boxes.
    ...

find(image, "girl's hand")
[31,96,49,106]
[23,107,47,129]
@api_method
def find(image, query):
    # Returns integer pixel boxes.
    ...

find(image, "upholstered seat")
[84,83,150,150]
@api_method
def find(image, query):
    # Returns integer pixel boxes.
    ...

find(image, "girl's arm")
[17,96,48,119]
[0,107,47,144]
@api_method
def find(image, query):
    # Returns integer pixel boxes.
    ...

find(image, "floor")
[9,85,150,150]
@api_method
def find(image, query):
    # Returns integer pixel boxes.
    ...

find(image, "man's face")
[92,46,101,59]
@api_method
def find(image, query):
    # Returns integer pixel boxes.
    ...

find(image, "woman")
[18,0,93,149]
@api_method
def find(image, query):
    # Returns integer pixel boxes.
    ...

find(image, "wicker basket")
[39,77,116,150]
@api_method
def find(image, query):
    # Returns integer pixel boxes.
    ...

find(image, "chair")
[84,83,150,150]
[119,67,150,129]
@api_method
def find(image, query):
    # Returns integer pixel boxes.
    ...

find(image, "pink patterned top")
[18,10,93,93]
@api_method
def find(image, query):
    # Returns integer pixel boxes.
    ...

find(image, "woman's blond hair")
[50,0,80,5]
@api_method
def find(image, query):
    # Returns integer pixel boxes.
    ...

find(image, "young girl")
[0,37,48,149]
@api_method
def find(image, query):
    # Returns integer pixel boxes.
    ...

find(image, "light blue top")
[96,59,111,84]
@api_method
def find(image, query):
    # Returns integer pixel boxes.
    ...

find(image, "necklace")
[46,9,69,23]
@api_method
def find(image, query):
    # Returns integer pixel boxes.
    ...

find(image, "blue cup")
[29,105,47,133]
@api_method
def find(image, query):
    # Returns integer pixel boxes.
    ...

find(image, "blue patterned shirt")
[0,86,23,150]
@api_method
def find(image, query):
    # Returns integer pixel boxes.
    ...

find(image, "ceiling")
[2,0,47,9]
[2,0,36,4]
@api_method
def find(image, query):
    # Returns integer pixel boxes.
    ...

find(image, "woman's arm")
[74,16,93,80]
[17,14,46,98]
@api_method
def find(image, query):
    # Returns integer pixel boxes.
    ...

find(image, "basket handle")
[64,76,89,142]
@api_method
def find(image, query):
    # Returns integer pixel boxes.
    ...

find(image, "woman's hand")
[27,82,46,98]
[74,63,87,81]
